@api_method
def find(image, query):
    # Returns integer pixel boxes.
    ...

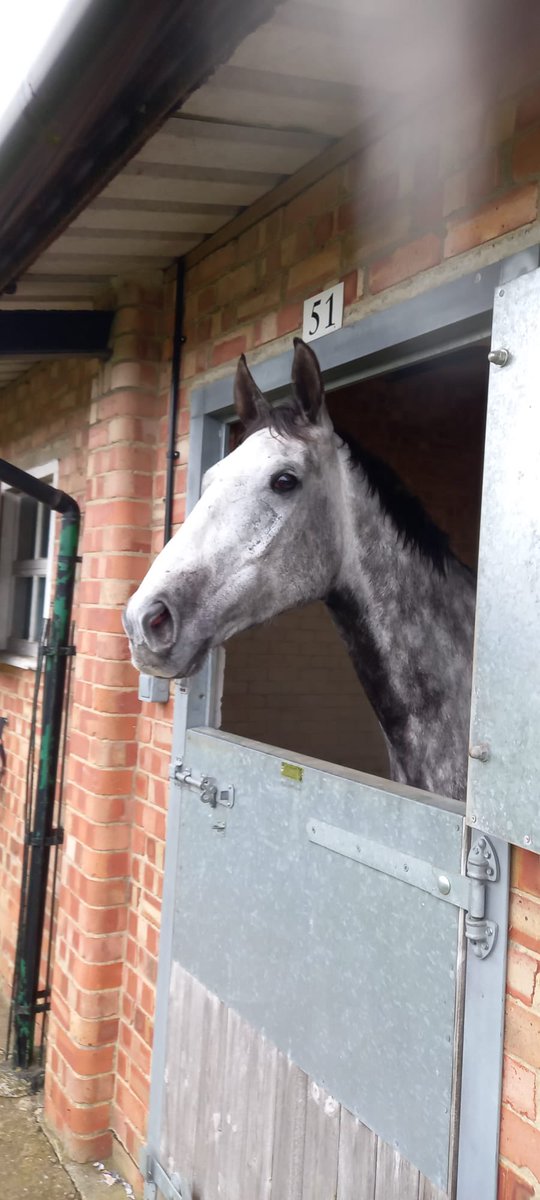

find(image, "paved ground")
[0,995,133,1200]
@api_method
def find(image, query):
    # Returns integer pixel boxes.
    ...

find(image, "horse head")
[123,340,342,678]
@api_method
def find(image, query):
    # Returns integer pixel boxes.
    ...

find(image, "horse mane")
[241,399,451,574]
[340,433,451,574]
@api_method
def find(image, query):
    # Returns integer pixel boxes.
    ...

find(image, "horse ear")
[291,338,325,424]
[234,355,268,427]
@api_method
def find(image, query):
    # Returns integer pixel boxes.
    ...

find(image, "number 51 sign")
[302,281,344,343]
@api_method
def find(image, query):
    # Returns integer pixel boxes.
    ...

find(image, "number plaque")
[302,282,344,343]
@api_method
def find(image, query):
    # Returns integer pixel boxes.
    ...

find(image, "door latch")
[171,758,234,810]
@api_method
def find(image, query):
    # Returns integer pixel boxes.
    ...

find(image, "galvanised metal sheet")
[468,268,540,849]
[170,728,465,1190]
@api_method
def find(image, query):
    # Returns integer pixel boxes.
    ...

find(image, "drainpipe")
[0,459,80,1068]
[164,258,186,546]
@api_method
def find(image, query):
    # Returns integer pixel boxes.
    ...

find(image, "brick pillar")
[45,280,164,1161]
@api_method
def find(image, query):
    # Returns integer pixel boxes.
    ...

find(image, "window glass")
[17,495,38,560]
[12,577,33,640]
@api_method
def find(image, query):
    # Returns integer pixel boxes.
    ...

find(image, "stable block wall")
[0,358,95,1023]
[1,62,540,1199]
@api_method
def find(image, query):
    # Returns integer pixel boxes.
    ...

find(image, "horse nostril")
[142,600,174,646]
[149,603,170,629]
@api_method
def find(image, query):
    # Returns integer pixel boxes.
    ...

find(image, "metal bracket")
[308,821,499,959]
[141,1148,192,1200]
[171,757,234,810]
[27,827,64,848]
[464,836,499,959]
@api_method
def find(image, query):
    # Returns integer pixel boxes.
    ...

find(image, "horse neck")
[325,459,476,799]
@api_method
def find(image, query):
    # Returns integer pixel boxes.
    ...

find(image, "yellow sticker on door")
[281,761,304,783]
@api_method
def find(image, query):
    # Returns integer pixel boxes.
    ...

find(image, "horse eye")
[271,471,299,494]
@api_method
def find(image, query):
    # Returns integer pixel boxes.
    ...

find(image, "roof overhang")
[1,0,540,391]
[0,0,281,295]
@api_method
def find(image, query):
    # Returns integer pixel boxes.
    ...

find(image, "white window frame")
[0,460,58,668]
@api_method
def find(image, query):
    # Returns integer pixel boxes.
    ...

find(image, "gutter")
[0,0,280,296]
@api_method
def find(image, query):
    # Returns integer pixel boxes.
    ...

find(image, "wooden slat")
[162,965,207,1179]
[182,83,358,139]
[219,1007,253,1199]
[243,1031,278,1199]
[418,1178,448,1200]
[35,254,170,274]
[90,196,240,218]
[70,209,229,235]
[49,233,199,258]
[337,1110,378,1200]
[201,63,368,107]
[300,1082,340,1200]
[135,116,330,175]
[374,1140,420,1200]
[271,1055,308,1200]
[192,987,228,1200]
[167,115,331,152]
[136,128,328,176]
[103,172,273,209]
[228,19,374,87]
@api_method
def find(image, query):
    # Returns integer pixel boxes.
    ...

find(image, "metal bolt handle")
[488,348,510,367]
[172,759,234,811]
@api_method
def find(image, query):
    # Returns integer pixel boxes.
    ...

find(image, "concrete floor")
[0,994,133,1200]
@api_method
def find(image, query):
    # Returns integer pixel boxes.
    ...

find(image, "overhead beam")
[0,310,114,357]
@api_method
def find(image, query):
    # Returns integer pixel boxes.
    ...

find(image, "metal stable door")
[144,727,507,1200]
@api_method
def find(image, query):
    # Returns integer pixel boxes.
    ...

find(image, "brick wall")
[1,63,540,1198]
[43,281,172,1165]
[0,358,95,1007]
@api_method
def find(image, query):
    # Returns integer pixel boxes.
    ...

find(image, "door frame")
[144,247,536,1199]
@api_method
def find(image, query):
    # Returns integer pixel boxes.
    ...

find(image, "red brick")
[276,302,303,337]
[510,893,540,954]
[504,999,540,1069]
[512,848,540,898]
[56,1026,116,1077]
[506,1168,536,1200]
[507,945,539,1006]
[58,1127,113,1165]
[211,334,247,368]
[287,245,341,296]
[500,1108,540,1189]
[444,184,538,257]
[502,1055,537,1119]
[369,234,441,294]
[343,269,361,307]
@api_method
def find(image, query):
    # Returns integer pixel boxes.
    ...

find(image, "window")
[0,462,57,663]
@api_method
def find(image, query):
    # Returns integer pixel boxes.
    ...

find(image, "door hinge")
[170,756,234,810]
[141,1148,192,1200]
[308,821,499,959]
[464,836,499,959]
